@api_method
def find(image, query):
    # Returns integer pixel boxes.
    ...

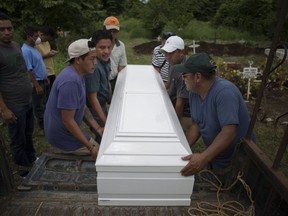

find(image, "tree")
[213,0,276,37]
[101,0,126,16]
[131,0,198,38]
[193,0,222,21]
[0,0,103,34]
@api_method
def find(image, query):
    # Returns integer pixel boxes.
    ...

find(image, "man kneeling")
[44,39,104,160]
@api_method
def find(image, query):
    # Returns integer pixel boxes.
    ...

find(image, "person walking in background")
[21,26,49,130]
[161,35,191,134]
[36,26,57,89]
[176,53,256,183]
[103,16,127,94]
[44,39,103,160]
[152,31,175,87]
[85,29,113,143]
[0,12,37,177]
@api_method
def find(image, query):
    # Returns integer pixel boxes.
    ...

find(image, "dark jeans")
[32,80,50,129]
[110,76,117,95]
[7,104,36,167]
[48,74,56,89]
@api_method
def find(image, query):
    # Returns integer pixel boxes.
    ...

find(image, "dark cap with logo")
[162,32,176,40]
[174,52,216,75]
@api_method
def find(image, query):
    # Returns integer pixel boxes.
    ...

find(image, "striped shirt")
[152,45,169,82]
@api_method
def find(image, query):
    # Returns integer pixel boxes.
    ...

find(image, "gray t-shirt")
[167,56,190,116]
[0,41,32,110]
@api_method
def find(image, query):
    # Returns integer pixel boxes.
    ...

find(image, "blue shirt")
[44,66,90,151]
[21,43,47,80]
[85,58,110,107]
[189,77,256,168]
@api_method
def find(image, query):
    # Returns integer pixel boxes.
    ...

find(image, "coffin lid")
[96,65,192,172]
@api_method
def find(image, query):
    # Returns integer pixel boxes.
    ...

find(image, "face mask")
[35,37,41,45]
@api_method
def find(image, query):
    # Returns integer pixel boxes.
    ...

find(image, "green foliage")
[124,38,152,64]
[122,0,146,19]
[193,0,222,21]
[0,0,103,34]
[180,20,216,40]
[213,0,276,38]
[53,51,67,75]
[133,0,198,38]
[1,0,285,41]
[177,20,269,43]
[100,0,126,16]
[216,57,266,98]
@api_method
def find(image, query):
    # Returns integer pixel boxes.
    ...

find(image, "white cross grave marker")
[188,40,200,54]
[242,61,258,101]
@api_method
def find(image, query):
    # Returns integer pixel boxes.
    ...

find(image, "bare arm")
[86,92,106,125]
[185,121,201,146]
[83,106,104,137]
[181,124,237,176]
[174,97,187,119]
[153,66,160,72]
[118,65,126,73]
[0,94,17,124]
[28,70,43,95]
[201,125,237,163]
[42,50,57,59]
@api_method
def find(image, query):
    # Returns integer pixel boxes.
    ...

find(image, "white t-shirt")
[109,39,127,80]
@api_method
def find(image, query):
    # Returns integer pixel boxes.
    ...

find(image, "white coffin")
[95,65,194,206]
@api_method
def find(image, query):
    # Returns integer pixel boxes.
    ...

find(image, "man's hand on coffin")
[180,153,208,176]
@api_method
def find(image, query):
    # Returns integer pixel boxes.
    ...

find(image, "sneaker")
[32,157,39,165]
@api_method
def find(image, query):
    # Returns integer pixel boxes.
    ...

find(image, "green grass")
[255,122,288,176]
[53,51,67,75]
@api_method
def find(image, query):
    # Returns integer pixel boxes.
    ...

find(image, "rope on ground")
[34,202,43,216]
[188,170,255,216]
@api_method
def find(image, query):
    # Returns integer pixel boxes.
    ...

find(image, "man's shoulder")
[11,41,20,47]
[60,66,77,77]
[0,41,20,51]
[214,77,237,90]
[115,39,125,47]
[21,43,33,53]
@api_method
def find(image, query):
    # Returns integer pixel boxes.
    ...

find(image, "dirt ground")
[134,41,288,120]
[133,40,265,56]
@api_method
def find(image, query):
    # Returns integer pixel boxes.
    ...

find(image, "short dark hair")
[22,26,38,40]
[91,29,113,45]
[40,26,56,37]
[0,12,11,21]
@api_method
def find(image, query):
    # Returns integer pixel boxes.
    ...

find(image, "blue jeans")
[8,104,36,167]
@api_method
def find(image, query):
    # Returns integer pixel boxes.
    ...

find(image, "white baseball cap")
[65,39,95,63]
[161,36,185,53]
